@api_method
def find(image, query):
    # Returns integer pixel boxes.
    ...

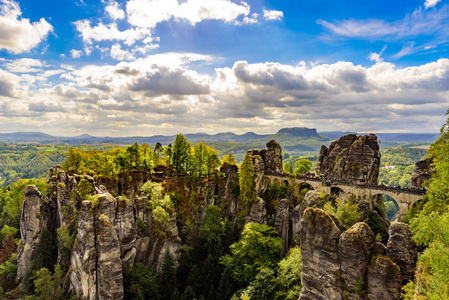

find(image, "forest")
[0,125,445,299]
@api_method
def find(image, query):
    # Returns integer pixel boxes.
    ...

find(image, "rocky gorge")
[15,134,426,299]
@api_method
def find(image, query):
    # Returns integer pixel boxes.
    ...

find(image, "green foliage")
[283,162,292,174]
[222,152,237,166]
[77,179,92,201]
[56,226,75,250]
[0,179,46,230]
[136,217,147,233]
[140,181,173,228]
[0,144,67,188]
[275,246,302,300]
[220,222,282,285]
[241,268,277,300]
[0,253,18,294]
[294,159,312,175]
[160,251,175,300]
[403,111,449,299]
[173,134,191,175]
[354,279,365,295]
[239,153,256,210]
[33,265,65,300]
[124,263,160,300]
[323,199,361,229]
[368,214,388,244]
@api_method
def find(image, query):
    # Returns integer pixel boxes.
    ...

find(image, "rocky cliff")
[316,134,381,184]
[299,207,416,300]
[18,167,183,300]
[411,158,433,188]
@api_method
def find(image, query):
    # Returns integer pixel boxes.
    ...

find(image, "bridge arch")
[331,186,345,198]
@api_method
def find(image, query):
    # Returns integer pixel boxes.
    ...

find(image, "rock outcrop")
[300,208,344,300]
[316,134,381,184]
[246,197,267,225]
[18,168,185,300]
[386,222,417,284]
[17,186,46,278]
[247,140,283,194]
[300,208,412,300]
[274,199,289,256]
[411,158,433,188]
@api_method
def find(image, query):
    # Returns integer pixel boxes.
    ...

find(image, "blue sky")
[0,0,448,136]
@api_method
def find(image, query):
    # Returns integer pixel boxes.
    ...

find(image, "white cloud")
[70,49,83,58]
[110,43,135,61]
[0,0,53,53]
[369,45,387,63]
[126,0,250,28]
[263,9,283,21]
[74,19,152,46]
[425,45,436,50]
[105,0,125,20]
[4,54,449,135]
[393,42,416,58]
[0,67,21,97]
[4,58,47,73]
[317,7,449,40]
[425,0,441,9]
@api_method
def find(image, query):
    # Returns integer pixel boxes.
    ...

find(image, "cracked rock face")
[411,158,433,188]
[70,194,124,300]
[316,134,381,184]
[386,222,417,285]
[17,185,46,279]
[300,209,406,300]
[246,197,267,225]
[300,208,343,300]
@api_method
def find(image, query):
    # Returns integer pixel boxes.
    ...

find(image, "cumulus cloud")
[425,0,441,9]
[70,49,83,58]
[74,20,152,46]
[0,68,20,97]
[110,43,135,61]
[0,0,53,53]
[126,0,250,28]
[4,58,47,73]
[4,53,449,134]
[263,10,283,21]
[129,65,210,96]
[105,0,125,20]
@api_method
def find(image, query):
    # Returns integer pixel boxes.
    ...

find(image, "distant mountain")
[0,128,439,146]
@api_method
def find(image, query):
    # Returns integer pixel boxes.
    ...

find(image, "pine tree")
[239,152,256,210]
[160,250,176,299]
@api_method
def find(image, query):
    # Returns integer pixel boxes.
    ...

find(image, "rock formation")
[19,167,183,300]
[316,134,381,184]
[274,199,289,256]
[247,140,283,194]
[17,186,46,278]
[300,207,414,300]
[411,158,433,188]
[246,197,267,225]
[386,222,418,285]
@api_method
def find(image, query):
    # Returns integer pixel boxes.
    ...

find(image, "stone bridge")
[264,174,425,220]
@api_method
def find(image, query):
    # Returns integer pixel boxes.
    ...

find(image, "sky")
[0,0,449,136]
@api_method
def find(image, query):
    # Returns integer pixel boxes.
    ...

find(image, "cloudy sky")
[0,0,448,136]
